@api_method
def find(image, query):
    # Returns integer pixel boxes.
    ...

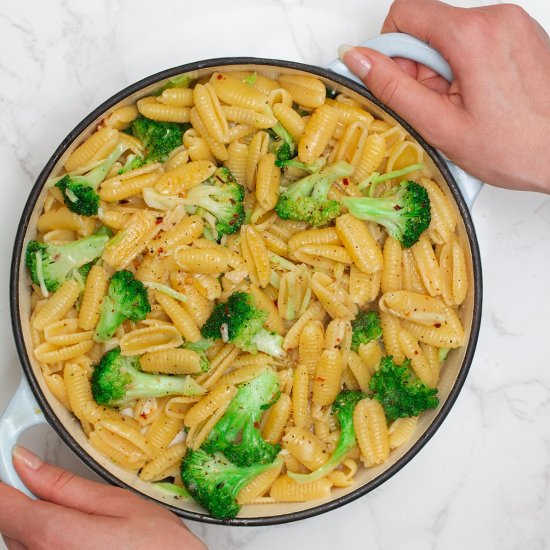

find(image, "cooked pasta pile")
[26,69,468,518]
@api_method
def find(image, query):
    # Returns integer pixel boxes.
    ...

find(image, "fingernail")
[338,44,372,80]
[13,445,42,470]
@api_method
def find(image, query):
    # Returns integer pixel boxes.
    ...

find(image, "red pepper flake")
[217,74,223,80]
[158,247,164,254]
[119,199,130,204]
[342,178,349,186]
[434,323,442,328]
[156,217,163,224]
[394,205,403,211]
[254,422,261,429]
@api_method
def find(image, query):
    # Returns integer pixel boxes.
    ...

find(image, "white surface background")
[1,1,550,549]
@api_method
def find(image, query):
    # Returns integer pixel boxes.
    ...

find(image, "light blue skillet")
[0,33,483,497]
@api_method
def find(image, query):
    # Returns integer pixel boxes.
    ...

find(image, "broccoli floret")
[25,235,108,293]
[182,339,213,373]
[275,160,353,227]
[181,449,281,519]
[289,391,365,483]
[118,154,144,174]
[178,167,245,239]
[202,368,281,467]
[129,116,189,164]
[201,291,285,358]
[269,123,295,165]
[369,356,439,421]
[91,347,205,407]
[351,311,382,352]
[343,180,431,248]
[94,270,151,342]
[55,143,127,216]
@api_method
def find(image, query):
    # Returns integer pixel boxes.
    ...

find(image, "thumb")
[338,45,461,147]
[12,445,140,516]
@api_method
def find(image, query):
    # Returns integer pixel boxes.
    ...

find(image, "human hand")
[339,0,550,194]
[0,446,208,550]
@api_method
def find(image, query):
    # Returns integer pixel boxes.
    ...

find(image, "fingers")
[3,534,26,550]
[381,0,460,52]
[339,45,463,146]
[392,58,451,94]
[12,446,143,517]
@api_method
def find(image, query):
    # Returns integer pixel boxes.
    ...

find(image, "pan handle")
[327,33,483,209]
[0,377,47,498]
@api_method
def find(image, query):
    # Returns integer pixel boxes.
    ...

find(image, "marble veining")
[1,1,549,549]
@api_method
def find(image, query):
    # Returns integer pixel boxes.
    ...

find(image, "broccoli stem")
[123,368,205,403]
[82,143,127,190]
[344,196,403,234]
[93,297,127,342]
[252,329,285,359]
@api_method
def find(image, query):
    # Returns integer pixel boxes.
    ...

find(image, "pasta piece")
[146,412,185,453]
[401,248,426,294]
[325,98,374,127]
[401,311,464,348]
[310,272,356,320]
[154,160,216,195]
[262,393,291,444]
[255,153,280,211]
[44,373,71,409]
[282,427,328,471]
[421,177,458,244]
[398,329,438,387]
[411,234,443,296]
[292,363,311,429]
[37,207,95,236]
[273,102,305,141]
[385,140,423,174]
[155,292,201,343]
[312,349,343,406]
[102,210,161,270]
[63,362,93,431]
[210,72,268,111]
[283,300,326,351]
[158,88,194,107]
[381,237,403,293]
[64,127,119,172]
[379,290,449,326]
[347,350,372,393]
[118,324,183,356]
[43,319,92,346]
[189,107,228,161]
[351,134,386,184]
[184,384,236,428]
[388,416,419,449]
[452,240,468,305]
[249,285,284,334]
[99,172,160,202]
[357,340,383,374]
[270,475,332,502]
[140,348,203,374]
[193,83,230,143]
[354,398,390,467]
[137,98,190,123]
[277,266,311,322]
[174,247,229,275]
[104,105,139,130]
[151,215,204,254]
[237,460,283,504]
[298,104,338,164]
[298,320,325,377]
[33,280,81,331]
[349,265,381,306]
[277,74,326,109]
[288,227,340,251]
[336,214,383,274]
[222,106,277,129]
[78,264,108,330]
[140,443,187,482]
[380,311,405,364]
[224,140,248,186]
[241,225,271,288]
[89,430,146,471]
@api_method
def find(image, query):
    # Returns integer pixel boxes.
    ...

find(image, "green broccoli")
[182,339,213,373]
[181,449,282,520]
[369,356,439,421]
[94,270,151,342]
[129,116,190,164]
[289,391,365,483]
[118,154,144,174]
[177,167,245,239]
[351,310,382,352]
[25,235,109,293]
[55,143,127,216]
[202,368,281,467]
[269,123,295,165]
[201,291,285,358]
[343,180,431,248]
[91,347,205,407]
[275,160,353,227]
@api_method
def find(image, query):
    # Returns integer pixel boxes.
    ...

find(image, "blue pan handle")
[0,378,47,497]
[327,33,482,209]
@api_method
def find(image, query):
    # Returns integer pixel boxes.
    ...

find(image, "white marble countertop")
[1,0,549,548]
